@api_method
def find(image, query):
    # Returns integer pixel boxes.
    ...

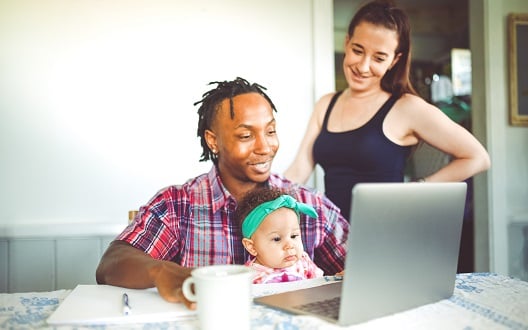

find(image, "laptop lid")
[254,182,467,326]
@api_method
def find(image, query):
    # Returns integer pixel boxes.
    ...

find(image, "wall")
[470,0,528,275]
[0,0,335,292]
[0,0,334,229]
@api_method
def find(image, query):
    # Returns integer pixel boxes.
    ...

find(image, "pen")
[122,293,132,316]
[324,275,343,282]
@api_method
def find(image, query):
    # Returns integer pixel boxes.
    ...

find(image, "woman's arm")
[399,95,491,181]
[284,93,334,183]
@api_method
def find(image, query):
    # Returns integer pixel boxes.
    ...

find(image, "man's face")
[206,92,279,186]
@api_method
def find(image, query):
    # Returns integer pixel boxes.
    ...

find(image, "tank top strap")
[322,91,344,131]
[371,94,399,124]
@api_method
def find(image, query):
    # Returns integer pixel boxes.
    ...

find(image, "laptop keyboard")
[294,296,341,320]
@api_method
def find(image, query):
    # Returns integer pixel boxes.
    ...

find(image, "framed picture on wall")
[508,13,528,126]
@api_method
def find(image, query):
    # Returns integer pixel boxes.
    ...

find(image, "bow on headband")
[242,195,318,238]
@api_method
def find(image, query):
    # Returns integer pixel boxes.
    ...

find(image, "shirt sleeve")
[116,186,183,261]
[313,197,349,275]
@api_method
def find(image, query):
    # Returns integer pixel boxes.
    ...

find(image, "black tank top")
[312,91,411,221]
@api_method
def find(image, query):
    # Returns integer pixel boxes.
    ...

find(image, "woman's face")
[343,21,400,94]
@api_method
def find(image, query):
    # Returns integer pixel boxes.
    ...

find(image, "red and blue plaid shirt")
[117,166,349,274]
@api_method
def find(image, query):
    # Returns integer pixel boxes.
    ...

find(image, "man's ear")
[242,238,258,256]
[204,129,218,154]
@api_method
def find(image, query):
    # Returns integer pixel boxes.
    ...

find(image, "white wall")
[0,1,335,228]
[470,0,528,275]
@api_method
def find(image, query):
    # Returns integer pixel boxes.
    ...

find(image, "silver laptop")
[254,182,467,326]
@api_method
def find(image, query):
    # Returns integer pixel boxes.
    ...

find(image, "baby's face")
[250,207,304,269]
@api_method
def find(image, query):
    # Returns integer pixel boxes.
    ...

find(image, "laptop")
[254,182,467,326]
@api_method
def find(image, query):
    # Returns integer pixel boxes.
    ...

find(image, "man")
[96,77,349,309]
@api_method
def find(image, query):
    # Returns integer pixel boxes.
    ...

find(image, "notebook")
[254,182,467,326]
[47,284,196,326]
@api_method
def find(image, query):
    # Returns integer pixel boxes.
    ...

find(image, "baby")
[235,187,324,284]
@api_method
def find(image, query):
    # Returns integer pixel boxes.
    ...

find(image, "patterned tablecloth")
[1,273,527,330]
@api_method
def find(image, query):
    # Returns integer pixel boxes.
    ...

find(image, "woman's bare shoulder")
[397,93,429,106]
[395,93,438,115]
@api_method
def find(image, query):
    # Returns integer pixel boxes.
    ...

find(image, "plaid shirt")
[117,166,349,274]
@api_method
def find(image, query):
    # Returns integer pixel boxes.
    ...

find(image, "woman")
[284,0,490,220]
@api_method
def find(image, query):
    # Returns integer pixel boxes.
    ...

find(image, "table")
[1,273,527,329]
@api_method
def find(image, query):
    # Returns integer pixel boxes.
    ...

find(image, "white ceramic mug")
[182,264,254,330]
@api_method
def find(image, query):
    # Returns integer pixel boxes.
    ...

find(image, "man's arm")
[96,240,195,309]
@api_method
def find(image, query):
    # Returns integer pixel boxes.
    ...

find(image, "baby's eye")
[291,234,300,239]
[272,236,281,242]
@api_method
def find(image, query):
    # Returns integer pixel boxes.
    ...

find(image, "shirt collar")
[207,165,235,213]
[208,165,279,213]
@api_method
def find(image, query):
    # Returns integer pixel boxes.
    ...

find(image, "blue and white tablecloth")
[1,273,527,329]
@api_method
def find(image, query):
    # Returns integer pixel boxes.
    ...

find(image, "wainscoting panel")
[8,239,55,293]
[56,238,104,290]
[0,240,7,291]
[1,236,117,293]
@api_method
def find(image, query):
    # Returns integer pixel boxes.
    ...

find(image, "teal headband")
[241,195,318,238]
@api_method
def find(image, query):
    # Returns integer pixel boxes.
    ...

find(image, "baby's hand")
[335,271,344,276]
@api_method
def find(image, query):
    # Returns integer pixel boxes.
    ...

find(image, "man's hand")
[96,240,196,309]
[149,261,196,310]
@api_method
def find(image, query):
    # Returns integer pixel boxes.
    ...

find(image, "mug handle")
[182,277,197,302]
